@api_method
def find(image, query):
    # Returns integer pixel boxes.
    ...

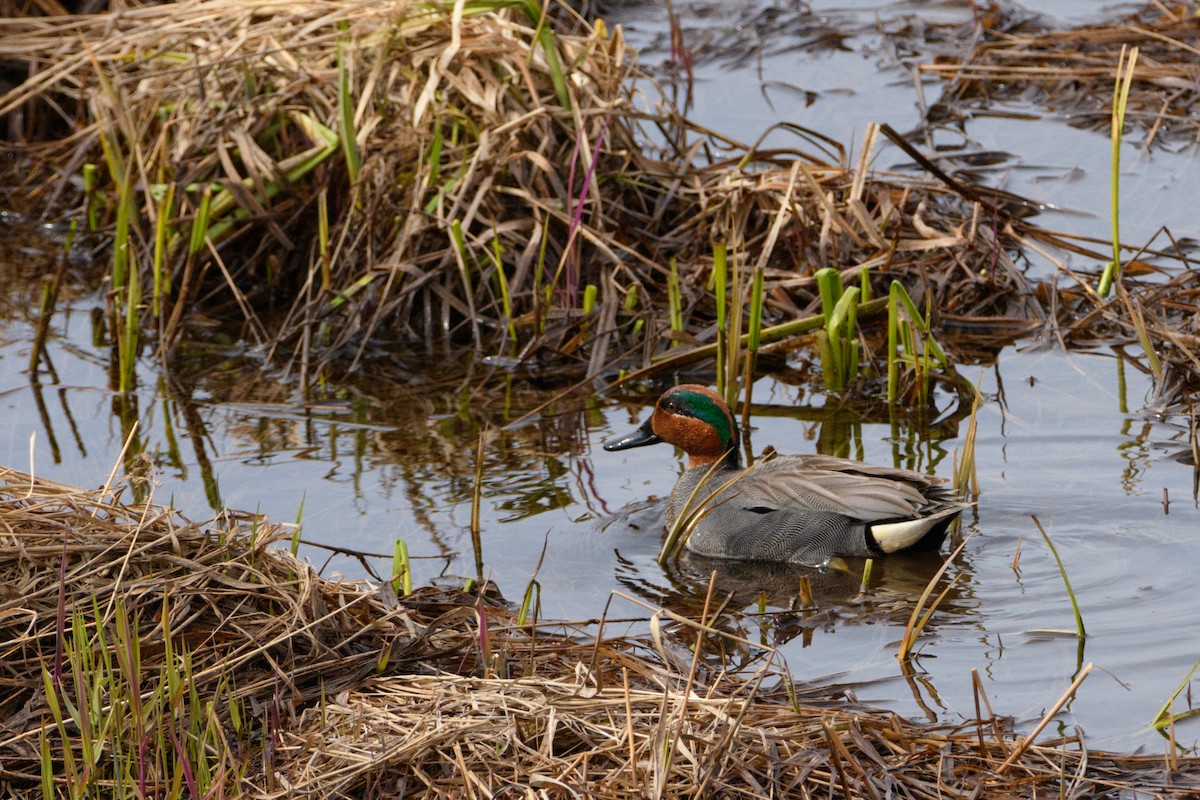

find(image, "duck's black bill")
[603,418,662,451]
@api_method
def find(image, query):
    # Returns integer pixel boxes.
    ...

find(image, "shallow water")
[4,0,1200,755]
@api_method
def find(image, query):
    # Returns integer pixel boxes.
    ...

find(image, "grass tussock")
[3,1,1200,412]
[1,467,1198,797]
[1,1,1039,395]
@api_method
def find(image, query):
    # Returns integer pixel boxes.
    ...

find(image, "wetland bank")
[2,0,1200,796]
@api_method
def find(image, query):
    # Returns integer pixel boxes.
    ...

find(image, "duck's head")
[603,384,741,468]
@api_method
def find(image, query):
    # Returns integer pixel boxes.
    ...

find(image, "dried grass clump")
[922,2,1200,148]
[0,0,1043,385]
[2,466,1199,798]
[1054,258,1200,411]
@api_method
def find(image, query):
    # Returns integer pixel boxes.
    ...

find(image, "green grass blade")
[1032,515,1086,640]
[336,22,361,185]
[667,258,682,347]
[188,185,214,256]
[392,539,412,597]
[517,579,540,626]
[887,282,900,403]
[815,267,841,328]
[1151,656,1200,731]
[520,1,570,107]
[151,182,175,318]
[713,243,727,398]
[1099,45,1137,299]
[747,267,765,352]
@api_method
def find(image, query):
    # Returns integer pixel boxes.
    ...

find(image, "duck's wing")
[735,455,952,521]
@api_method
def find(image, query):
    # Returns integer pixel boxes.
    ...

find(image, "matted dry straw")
[1,466,1197,798]
[922,2,1200,148]
[5,1,1199,406]
[0,0,1046,382]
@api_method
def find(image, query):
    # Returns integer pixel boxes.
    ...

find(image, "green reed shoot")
[713,243,728,396]
[30,241,70,376]
[667,257,683,347]
[151,182,174,318]
[747,267,766,353]
[1031,515,1085,640]
[109,165,140,395]
[392,538,412,596]
[517,579,541,626]
[815,267,861,393]
[1099,45,1138,299]
[1151,656,1200,732]
[722,246,745,410]
[427,117,443,185]
[32,282,55,376]
[739,267,766,435]
[513,1,570,107]
[816,267,841,326]
[886,280,950,405]
[490,234,517,346]
[859,558,874,595]
[336,21,361,186]
[709,244,761,419]
[41,596,234,799]
[121,248,142,395]
[82,163,100,232]
[887,283,900,401]
[111,166,131,291]
[622,283,644,337]
[188,184,214,255]
[318,189,331,291]
[291,492,306,557]
[450,218,481,345]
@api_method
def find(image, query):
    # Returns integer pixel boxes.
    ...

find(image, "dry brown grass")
[0,0,1044,387]
[2,1,1199,409]
[1,466,1198,798]
[921,2,1200,148]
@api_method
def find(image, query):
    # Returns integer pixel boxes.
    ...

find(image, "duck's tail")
[868,505,963,554]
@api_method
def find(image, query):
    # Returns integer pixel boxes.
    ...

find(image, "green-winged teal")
[604,385,963,566]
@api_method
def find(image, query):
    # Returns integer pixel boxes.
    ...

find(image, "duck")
[603,385,964,566]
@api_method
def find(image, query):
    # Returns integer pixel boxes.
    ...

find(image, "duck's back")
[742,455,957,520]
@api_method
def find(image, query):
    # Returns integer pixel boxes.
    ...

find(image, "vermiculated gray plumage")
[666,456,963,566]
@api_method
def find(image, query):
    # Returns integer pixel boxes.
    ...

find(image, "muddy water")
[3,0,1199,754]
